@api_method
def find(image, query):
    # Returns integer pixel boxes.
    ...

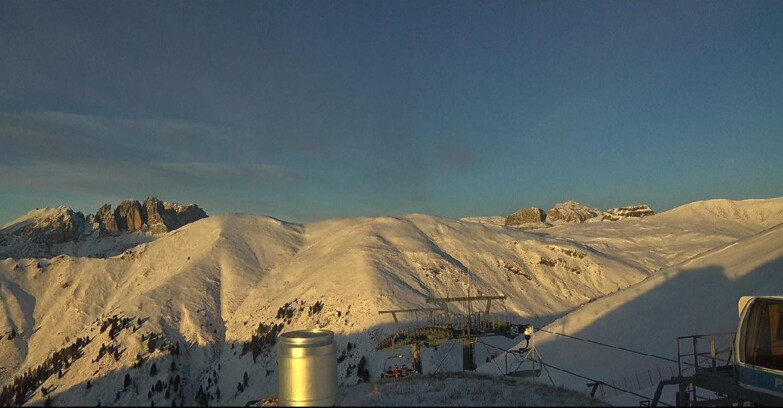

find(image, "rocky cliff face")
[0,198,208,258]
[505,207,546,227]
[546,201,605,224]
[91,197,208,235]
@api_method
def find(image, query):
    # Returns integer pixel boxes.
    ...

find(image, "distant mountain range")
[0,197,781,406]
[462,201,656,229]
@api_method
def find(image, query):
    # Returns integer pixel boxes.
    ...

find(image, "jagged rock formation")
[143,197,207,234]
[0,198,207,258]
[603,205,655,221]
[91,197,207,235]
[505,207,546,227]
[116,200,145,232]
[546,201,604,224]
[93,203,118,233]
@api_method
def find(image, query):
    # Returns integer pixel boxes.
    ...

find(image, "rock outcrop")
[23,206,85,244]
[505,207,546,227]
[116,200,145,232]
[96,197,207,235]
[94,203,118,233]
[603,205,655,221]
[143,197,208,234]
[0,197,208,258]
[0,207,87,258]
[546,201,604,224]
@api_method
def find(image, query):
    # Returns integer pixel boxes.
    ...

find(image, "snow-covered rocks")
[0,206,86,258]
[603,205,655,221]
[546,201,605,224]
[499,201,656,227]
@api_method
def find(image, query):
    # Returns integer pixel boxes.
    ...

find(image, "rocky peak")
[115,200,145,232]
[546,201,604,224]
[142,197,208,233]
[95,203,118,233]
[0,198,208,258]
[22,206,85,244]
[505,207,546,227]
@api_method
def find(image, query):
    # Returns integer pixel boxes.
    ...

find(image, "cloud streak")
[0,111,310,201]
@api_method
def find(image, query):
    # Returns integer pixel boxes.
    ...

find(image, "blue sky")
[1,1,782,225]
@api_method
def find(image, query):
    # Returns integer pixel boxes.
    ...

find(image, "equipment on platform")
[376,294,544,376]
[651,296,783,407]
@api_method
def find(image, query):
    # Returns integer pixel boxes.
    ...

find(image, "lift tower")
[377,294,529,373]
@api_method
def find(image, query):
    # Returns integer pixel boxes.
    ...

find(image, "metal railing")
[676,332,736,377]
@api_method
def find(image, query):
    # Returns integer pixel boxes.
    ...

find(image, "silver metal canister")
[277,329,337,406]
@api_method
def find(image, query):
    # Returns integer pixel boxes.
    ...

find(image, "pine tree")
[243,371,248,387]
[150,363,158,377]
[124,373,131,390]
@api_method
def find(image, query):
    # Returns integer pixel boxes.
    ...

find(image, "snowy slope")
[0,213,647,406]
[458,216,506,226]
[534,197,783,273]
[1,197,782,406]
[484,221,783,405]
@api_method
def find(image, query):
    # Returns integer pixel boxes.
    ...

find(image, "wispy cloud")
[0,111,307,198]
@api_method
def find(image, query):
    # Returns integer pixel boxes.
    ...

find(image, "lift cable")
[533,327,679,364]
[477,340,506,376]
[433,340,459,374]
[474,338,673,407]
[535,358,674,407]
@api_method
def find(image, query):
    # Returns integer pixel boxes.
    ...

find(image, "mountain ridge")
[1,197,782,406]
[0,197,207,259]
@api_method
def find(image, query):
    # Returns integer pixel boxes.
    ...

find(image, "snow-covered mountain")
[480,197,783,405]
[1,197,782,406]
[0,197,207,258]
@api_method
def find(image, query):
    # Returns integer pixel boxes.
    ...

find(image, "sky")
[1,1,782,225]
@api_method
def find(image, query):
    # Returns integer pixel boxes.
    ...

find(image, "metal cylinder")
[277,329,337,406]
